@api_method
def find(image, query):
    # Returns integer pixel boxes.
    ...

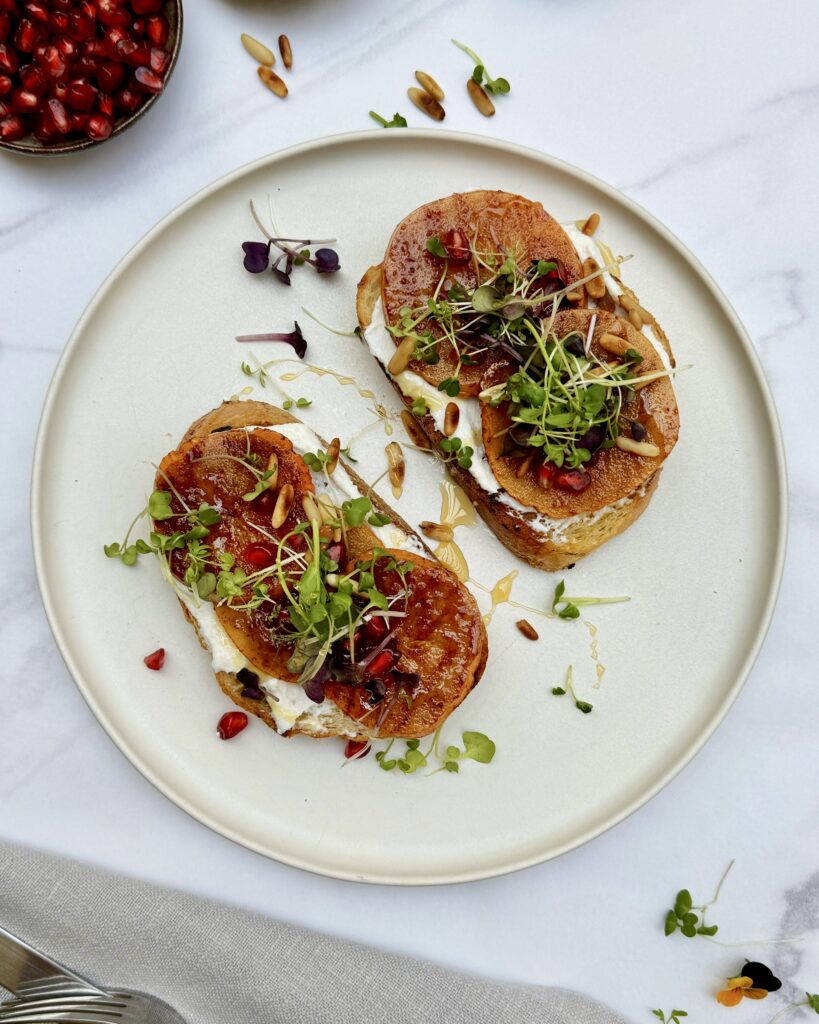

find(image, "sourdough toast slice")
[357,264,675,570]
[158,400,488,740]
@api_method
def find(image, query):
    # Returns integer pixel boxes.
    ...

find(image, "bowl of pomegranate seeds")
[0,0,182,155]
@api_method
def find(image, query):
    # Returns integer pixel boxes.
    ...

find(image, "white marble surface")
[2,0,818,1020]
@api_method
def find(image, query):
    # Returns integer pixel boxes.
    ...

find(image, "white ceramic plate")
[32,130,786,884]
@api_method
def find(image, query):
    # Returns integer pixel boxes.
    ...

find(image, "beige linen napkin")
[1,840,630,1023]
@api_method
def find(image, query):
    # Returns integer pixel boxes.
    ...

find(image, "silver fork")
[0,924,186,1024]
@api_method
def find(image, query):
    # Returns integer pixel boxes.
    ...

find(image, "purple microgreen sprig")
[235,321,307,359]
[242,200,340,285]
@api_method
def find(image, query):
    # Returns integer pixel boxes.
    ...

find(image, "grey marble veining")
[1,0,818,1020]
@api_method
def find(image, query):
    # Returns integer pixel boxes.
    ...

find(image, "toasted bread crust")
[170,400,488,740]
[357,263,668,570]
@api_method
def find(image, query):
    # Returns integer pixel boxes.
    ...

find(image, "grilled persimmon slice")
[324,549,487,739]
[381,190,584,396]
[481,309,679,517]
[154,427,315,680]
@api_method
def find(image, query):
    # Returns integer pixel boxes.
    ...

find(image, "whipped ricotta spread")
[362,296,641,544]
[177,418,421,738]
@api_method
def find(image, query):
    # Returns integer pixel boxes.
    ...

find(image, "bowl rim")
[0,0,183,158]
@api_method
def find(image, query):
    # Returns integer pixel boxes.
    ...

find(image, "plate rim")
[30,128,789,885]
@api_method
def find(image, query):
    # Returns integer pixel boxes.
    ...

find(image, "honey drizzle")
[471,569,519,625]
[429,481,476,583]
[279,364,395,435]
[584,619,607,688]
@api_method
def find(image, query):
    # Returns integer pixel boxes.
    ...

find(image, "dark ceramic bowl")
[0,0,182,157]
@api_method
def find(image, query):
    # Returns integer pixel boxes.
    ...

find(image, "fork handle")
[0,924,105,998]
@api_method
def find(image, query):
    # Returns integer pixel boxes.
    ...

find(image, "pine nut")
[466,78,494,117]
[618,293,637,312]
[241,33,275,67]
[387,335,416,375]
[271,482,294,528]
[415,70,444,101]
[386,441,405,497]
[443,401,460,437]
[581,213,600,236]
[278,34,292,70]
[566,287,584,304]
[325,437,340,476]
[515,453,533,478]
[400,410,433,449]
[637,303,654,325]
[420,521,453,543]
[257,66,287,98]
[598,331,630,357]
[265,452,279,490]
[516,619,539,641]
[628,307,643,330]
[615,435,660,457]
[408,87,445,121]
[317,492,336,525]
[598,291,616,312]
[583,258,607,300]
[597,241,620,280]
[302,492,322,526]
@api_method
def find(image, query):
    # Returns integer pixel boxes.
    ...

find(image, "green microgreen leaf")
[342,496,373,527]
[369,110,407,128]
[282,399,293,410]
[426,236,448,259]
[296,397,311,408]
[367,512,391,527]
[437,377,460,397]
[411,396,429,416]
[452,39,511,95]
[148,490,173,521]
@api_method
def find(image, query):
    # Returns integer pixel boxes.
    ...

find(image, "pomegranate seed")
[51,0,72,10]
[0,13,8,42]
[143,647,165,670]
[363,648,397,680]
[131,16,144,35]
[49,79,67,101]
[0,73,11,95]
[45,96,69,132]
[0,112,26,139]
[243,542,276,569]
[49,12,69,33]
[217,711,248,740]
[344,739,370,759]
[96,0,130,27]
[0,97,7,116]
[18,62,47,92]
[84,111,111,139]
[116,38,149,66]
[79,1,97,19]
[440,228,470,264]
[536,462,556,489]
[555,467,591,493]
[149,45,168,74]
[65,77,95,110]
[96,90,112,115]
[362,615,389,641]
[67,10,95,41]
[131,0,161,13]
[102,25,129,56]
[68,111,87,131]
[13,18,42,53]
[39,44,66,78]
[23,1,48,23]
[145,14,168,45]
[113,83,139,111]
[325,540,345,565]
[96,58,124,91]
[251,488,278,515]
[11,86,38,111]
[53,34,77,61]
[0,42,19,74]
[0,0,18,11]
[133,64,161,91]
[75,55,98,76]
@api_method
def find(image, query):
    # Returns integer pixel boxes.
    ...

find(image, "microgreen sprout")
[235,322,307,359]
[652,1011,688,1024]
[378,729,495,775]
[551,580,630,620]
[438,436,474,469]
[664,859,734,938]
[426,236,449,259]
[451,39,510,94]
[243,200,340,285]
[410,397,429,416]
[551,664,593,714]
[241,361,269,387]
[369,110,407,128]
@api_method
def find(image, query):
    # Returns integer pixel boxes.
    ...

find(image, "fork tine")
[0,1012,126,1023]
[0,997,130,1021]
